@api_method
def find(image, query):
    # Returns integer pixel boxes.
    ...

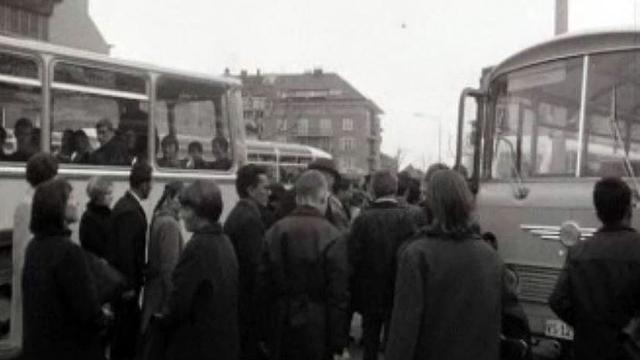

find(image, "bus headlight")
[559,221,581,247]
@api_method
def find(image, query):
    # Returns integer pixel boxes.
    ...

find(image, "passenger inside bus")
[0,126,7,160]
[7,118,37,162]
[90,118,129,166]
[209,135,231,170]
[182,141,207,169]
[157,135,181,168]
[71,129,92,164]
[56,129,74,163]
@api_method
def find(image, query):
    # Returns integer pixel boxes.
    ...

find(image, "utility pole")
[555,0,568,35]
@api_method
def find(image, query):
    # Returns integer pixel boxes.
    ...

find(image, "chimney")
[555,0,568,35]
[313,67,323,76]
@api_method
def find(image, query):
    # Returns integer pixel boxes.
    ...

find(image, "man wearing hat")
[308,158,350,232]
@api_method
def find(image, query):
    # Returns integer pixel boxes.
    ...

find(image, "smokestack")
[555,0,568,35]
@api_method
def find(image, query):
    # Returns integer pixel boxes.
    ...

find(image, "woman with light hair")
[79,176,114,260]
[385,170,522,360]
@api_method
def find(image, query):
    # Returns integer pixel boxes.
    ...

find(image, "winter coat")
[385,229,515,360]
[164,223,239,360]
[22,231,105,360]
[111,191,147,291]
[348,198,416,316]
[257,206,349,360]
[79,201,112,260]
[549,225,640,360]
[141,210,184,333]
[223,198,267,358]
[90,137,129,166]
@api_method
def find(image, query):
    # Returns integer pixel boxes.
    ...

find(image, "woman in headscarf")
[22,179,105,360]
[141,181,184,333]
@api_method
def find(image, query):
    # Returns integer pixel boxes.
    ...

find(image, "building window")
[298,118,309,135]
[341,137,356,151]
[320,118,332,135]
[342,118,354,131]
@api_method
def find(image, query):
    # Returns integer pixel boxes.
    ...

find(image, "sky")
[90,0,640,169]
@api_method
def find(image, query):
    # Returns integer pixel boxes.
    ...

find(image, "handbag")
[84,250,126,303]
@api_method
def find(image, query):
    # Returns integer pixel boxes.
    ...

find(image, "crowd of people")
[10,148,640,360]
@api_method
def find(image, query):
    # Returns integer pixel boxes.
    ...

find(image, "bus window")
[583,51,640,177]
[0,53,42,162]
[490,57,583,178]
[155,76,232,171]
[51,62,149,166]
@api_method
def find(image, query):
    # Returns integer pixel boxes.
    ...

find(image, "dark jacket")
[348,198,416,315]
[90,138,128,166]
[223,198,266,358]
[22,231,105,360]
[111,191,147,291]
[549,225,640,360]
[164,223,239,360]
[258,206,349,360]
[79,201,112,260]
[385,230,514,360]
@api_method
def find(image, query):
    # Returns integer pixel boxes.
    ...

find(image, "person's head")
[60,129,74,154]
[370,170,398,199]
[593,177,633,226]
[211,136,229,159]
[179,179,223,231]
[30,178,77,235]
[122,128,137,152]
[86,176,114,207]
[421,162,449,201]
[96,118,115,146]
[73,129,91,153]
[26,153,58,188]
[236,164,270,207]
[187,141,203,159]
[154,181,184,215]
[268,183,286,210]
[14,118,33,152]
[295,170,329,213]
[397,171,412,198]
[161,135,179,160]
[308,158,340,193]
[129,160,153,199]
[425,169,475,236]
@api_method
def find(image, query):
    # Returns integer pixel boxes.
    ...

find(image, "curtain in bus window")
[491,57,583,178]
[154,76,232,171]
[50,62,149,167]
[0,53,42,163]
[583,51,640,177]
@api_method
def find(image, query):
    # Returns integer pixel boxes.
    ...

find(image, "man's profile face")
[15,125,32,150]
[97,125,113,146]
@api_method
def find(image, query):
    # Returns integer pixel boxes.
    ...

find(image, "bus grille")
[509,263,561,304]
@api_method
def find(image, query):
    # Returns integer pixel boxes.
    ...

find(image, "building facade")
[0,0,109,54]
[239,69,383,177]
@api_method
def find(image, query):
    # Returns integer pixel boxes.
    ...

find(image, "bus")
[456,29,640,353]
[0,34,245,356]
[246,139,332,185]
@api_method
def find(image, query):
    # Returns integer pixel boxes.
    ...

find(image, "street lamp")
[414,112,442,163]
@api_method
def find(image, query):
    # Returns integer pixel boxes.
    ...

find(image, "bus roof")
[246,139,332,158]
[491,28,640,81]
[0,34,241,87]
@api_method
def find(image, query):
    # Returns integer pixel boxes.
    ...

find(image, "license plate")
[545,319,574,340]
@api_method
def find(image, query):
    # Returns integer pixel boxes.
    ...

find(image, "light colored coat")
[141,210,183,333]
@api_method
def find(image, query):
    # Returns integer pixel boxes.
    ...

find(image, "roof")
[240,71,383,114]
[0,33,241,87]
[491,29,640,81]
[0,0,62,15]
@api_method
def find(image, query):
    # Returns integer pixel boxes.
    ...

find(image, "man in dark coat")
[224,164,271,360]
[550,177,640,360]
[258,170,349,360]
[349,170,417,360]
[90,118,128,166]
[110,161,153,360]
